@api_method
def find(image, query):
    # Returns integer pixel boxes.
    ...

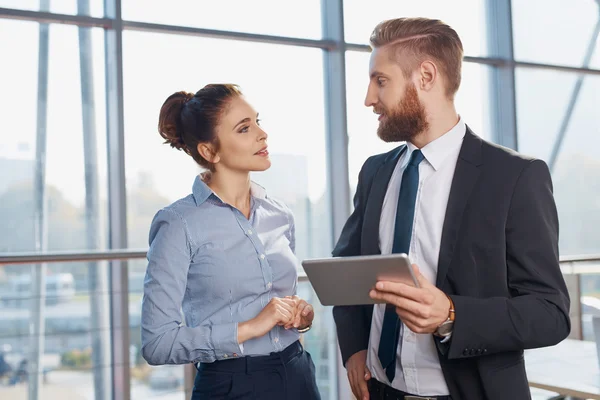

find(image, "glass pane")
[297,280,337,400]
[129,256,182,398]
[123,31,333,398]
[345,51,492,198]
[0,262,113,399]
[512,0,600,69]
[0,18,113,399]
[581,273,600,342]
[0,0,104,18]
[0,19,108,254]
[129,267,185,399]
[515,68,600,256]
[343,0,489,56]
[122,0,322,39]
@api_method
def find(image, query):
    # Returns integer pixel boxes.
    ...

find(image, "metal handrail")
[0,250,598,281]
[0,249,311,281]
[0,250,598,265]
[559,254,600,263]
[0,249,147,265]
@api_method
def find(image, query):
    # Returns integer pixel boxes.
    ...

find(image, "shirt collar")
[406,116,466,171]
[192,174,267,206]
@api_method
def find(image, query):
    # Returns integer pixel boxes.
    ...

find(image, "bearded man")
[332,17,570,400]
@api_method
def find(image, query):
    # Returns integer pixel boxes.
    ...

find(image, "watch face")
[437,320,454,336]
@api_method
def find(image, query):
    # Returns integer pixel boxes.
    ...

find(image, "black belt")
[196,340,303,373]
[369,378,452,400]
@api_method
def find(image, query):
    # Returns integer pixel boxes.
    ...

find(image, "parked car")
[148,365,184,391]
[1,273,75,307]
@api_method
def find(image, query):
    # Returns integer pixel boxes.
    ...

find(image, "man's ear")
[418,60,438,92]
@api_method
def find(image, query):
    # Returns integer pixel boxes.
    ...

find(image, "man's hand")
[369,264,450,334]
[346,350,371,400]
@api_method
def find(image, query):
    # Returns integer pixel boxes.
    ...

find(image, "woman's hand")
[284,295,314,330]
[238,297,296,343]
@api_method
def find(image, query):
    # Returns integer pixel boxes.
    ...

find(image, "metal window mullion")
[486,0,518,149]
[0,7,335,50]
[321,1,350,400]
[322,0,350,246]
[122,20,335,49]
[78,0,111,398]
[0,6,111,27]
[30,0,51,398]
[104,0,130,399]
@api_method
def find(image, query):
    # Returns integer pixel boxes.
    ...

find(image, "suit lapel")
[436,127,483,288]
[362,145,407,255]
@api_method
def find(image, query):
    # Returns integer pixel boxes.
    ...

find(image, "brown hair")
[370,17,463,98]
[158,83,243,170]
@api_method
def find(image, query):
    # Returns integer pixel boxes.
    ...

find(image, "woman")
[141,84,320,399]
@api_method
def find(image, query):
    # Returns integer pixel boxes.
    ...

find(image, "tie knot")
[408,149,424,167]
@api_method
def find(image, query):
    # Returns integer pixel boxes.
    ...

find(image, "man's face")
[364,46,429,142]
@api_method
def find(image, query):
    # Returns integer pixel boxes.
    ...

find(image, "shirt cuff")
[210,322,242,358]
[440,332,453,343]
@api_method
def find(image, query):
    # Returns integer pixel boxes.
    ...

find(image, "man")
[332,17,570,400]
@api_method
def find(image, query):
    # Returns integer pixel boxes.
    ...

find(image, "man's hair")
[370,17,464,98]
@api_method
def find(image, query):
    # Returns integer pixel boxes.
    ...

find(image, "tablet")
[301,253,419,306]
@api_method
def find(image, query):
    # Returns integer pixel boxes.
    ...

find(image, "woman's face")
[204,96,271,173]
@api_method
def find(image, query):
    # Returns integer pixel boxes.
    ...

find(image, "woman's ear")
[197,143,220,164]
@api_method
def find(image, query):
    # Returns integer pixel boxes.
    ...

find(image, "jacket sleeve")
[445,159,571,359]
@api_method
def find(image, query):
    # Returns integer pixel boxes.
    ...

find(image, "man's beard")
[376,83,429,143]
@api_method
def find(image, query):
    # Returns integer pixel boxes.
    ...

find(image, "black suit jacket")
[332,128,571,400]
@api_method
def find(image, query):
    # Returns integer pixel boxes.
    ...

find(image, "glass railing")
[0,251,598,400]
[0,250,338,400]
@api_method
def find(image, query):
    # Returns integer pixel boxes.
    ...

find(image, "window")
[512,0,600,68]
[0,19,111,399]
[0,20,108,253]
[122,0,322,39]
[343,0,489,57]
[515,68,600,256]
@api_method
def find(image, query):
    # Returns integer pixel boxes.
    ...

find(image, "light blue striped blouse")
[141,176,301,365]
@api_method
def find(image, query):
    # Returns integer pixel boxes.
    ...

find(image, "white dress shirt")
[366,117,466,395]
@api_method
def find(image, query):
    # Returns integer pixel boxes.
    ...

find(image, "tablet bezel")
[300,253,419,306]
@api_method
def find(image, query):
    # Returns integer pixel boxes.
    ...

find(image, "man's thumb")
[412,264,429,287]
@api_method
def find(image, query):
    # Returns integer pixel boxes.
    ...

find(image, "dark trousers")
[369,378,452,400]
[191,340,321,400]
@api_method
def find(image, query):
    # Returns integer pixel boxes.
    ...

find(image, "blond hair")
[370,17,464,98]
